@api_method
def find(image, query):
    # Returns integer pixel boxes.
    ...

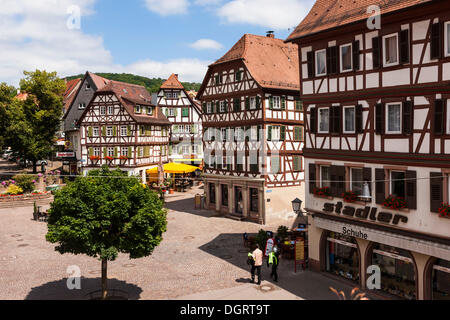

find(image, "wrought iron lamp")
[359,182,372,203]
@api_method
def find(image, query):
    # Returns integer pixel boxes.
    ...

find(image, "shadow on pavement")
[165,197,222,219]
[25,277,143,300]
[199,233,374,300]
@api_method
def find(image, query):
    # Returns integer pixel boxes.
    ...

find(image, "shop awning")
[146,163,199,174]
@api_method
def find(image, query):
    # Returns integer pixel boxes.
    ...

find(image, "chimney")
[266,31,275,38]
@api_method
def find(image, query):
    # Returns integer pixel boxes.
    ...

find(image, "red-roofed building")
[156,74,203,166]
[287,0,450,300]
[77,79,171,180]
[197,33,305,226]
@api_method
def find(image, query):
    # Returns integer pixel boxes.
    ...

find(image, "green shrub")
[277,225,289,239]
[255,229,269,251]
[13,174,35,193]
[6,184,23,195]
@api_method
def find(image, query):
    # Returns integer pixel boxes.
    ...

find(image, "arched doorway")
[370,243,417,300]
[324,231,360,283]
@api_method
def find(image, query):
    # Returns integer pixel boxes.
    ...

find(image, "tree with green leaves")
[46,166,167,299]
[0,82,17,151]
[6,70,65,173]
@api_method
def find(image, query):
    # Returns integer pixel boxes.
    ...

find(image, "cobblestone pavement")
[0,186,369,300]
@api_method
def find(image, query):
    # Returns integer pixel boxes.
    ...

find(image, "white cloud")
[189,39,224,50]
[144,0,189,16]
[0,0,209,86]
[217,0,313,30]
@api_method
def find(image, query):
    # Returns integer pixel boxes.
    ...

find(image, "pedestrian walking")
[267,246,280,282]
[250,244,263,285]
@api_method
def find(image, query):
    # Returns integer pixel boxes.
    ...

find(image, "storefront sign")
[56,152,76,158]
[342,227,368,240]
[323,201,408,226]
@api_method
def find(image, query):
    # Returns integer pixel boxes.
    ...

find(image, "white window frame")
[343,106,356,134]
[273,96,281,110]
[445,21,450,57]
[350,167,364,195]
[207,102,212,114]
[318,107,330,133]
[320,165,331,188]
[147,106,153,115]
[385,102,402,134]
[108,105,114,115]
[93,127,99,137]
[107,147,114,158]
[172,91,179,99]
[168,108,175,117]
[383,33,399,67]
[135,105,141,114]
[78,103,86,110]
[250,97,256,110]
[315,49,327,76]
[220,101,226,113]
[340,43,353,72]
[93,147,100,157]
[100,106,106,115]
[121,147,128,157]
[390,170,406,198]
[106,126,114,137]
[250,126,258,141]
[120,126,127,137]
[272,126,281,141]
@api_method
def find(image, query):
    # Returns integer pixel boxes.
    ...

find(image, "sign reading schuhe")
[322,201,408,226]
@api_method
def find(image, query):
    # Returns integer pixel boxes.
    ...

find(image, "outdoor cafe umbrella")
[146,163,199,174]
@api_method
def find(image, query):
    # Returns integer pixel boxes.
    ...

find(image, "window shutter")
[375,168,385,204]
[294,127,300,141]
[431,22,442,60]
[234,98,240,112]
[310,107,317,133]
[88,127,93,137]
[372,36,381,69]
[88,147,93,157]
[331,46,338,74]
[403,100,413,135]
[267,126,272,141]
[355,104,363,133]
[295,99,303,111]
[375,103,384,134]
[128,147,132,157]
[224,100,228,112]
[400,29,410,64]
[256,96,261,109]
[434,99,444,135]
[245,97,250,110]
[103,147,107,158]
[269,96,274,110]
[215,101,220,114]
[309,164,316,194]
[281,97,286,110]
[405,170,417,210]
[326,47,332,75]
[102,126,106,137]
[113,126,117,136]
[165,108,169,117]
[307,51,314,78]
[202,103,206,114]
[114,147,118,158]
[353,40,360,70]
[257,125,262,141]
[430,172,443,213]
[127,125,132,136]
[280,126,286,141]
[331,106,341,134]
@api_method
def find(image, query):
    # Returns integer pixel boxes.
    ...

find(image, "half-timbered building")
[287,0,450,300]
[78,80,171,181]
[197,33,305,226]
[156,74,203,165]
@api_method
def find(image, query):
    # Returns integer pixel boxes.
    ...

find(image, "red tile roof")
[286,0,434,42]
[160,74,185,89]
[210,34,299,91]
[97,81,170,125]
[63,78,81,112]
[88,72,110,90]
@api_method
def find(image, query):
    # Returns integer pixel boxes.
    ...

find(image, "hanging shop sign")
[322,201,408,226]
[56,152,76,159]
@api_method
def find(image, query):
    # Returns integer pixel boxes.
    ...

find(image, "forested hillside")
[65,73,201,93]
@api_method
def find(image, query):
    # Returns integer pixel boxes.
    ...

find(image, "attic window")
[135,105,141,114]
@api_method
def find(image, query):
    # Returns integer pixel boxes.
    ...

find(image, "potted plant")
[342,190,359,203]
[383,195,407,210]
[438,203,450,218]
[277,225,289,241]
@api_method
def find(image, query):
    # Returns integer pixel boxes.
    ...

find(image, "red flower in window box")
[105,156,114,161]
[90,156,100,161]
[438,203,450,218]
[313,187,331,197]
[383,195,407,210]
[342,190,359,203]
[119,155,128,160]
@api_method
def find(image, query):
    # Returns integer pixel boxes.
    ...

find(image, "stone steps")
[0,197,53,209]
[225,214,245,221]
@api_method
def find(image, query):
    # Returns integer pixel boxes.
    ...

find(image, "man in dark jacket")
[267,246,280,282]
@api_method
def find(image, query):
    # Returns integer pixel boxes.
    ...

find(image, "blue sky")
[0,0,314,85]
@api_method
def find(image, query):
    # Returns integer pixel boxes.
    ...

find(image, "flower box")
[119,156,128,160]
[313,187,331,198]
[342,191,359,203]
[105,156,114,161]
[383,195,407,210]
[438,203,450,219]
[90,156,100,161]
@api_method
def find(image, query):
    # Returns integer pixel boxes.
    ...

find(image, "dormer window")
[172,91,179,99]
[147,107,153,116]
[78,103,86,110]
[383,33,399,67]
[135,105,141,114]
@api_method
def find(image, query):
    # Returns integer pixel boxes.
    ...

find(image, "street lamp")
[359,182,372,203]
[292,198,304,217]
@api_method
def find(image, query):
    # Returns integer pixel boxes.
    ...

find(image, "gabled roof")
[63,78,81,112]
[200,34,299,94]
[88,72,110,90]
[160,74,185,89]
[94,81,171,125]
[286,0,434,42]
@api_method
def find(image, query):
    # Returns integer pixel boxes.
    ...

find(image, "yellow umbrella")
[146,163,199,174]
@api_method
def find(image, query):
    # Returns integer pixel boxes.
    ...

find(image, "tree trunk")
[32,160,37,174]
[101,259,108,300]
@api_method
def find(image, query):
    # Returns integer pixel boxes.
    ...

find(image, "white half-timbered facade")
[156,74,203,165]
[78,81,171,181]
[198,33,305,226]
[287,0,450,300]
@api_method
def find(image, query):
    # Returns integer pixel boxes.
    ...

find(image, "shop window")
[250,188,259,212]
[371,243,416,300]
[383,33,399,67]
[390,171,406,198]
[351,168,364,195]
[320,165,331,188]
[209,183,216,204]
[432,259,450,300]
[221,185,228,207]
[340,43,353,72]
[326,232,360,282]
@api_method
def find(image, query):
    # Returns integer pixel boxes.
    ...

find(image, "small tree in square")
[46,166,167,299]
